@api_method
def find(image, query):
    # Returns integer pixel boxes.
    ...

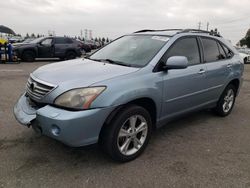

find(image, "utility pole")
[198,22,202,30]
[89,30,92,40]
[206,22,209,31]
[84,29,88,40]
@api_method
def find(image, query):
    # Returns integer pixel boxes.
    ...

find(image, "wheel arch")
[22,48,37,57]
[100,97,158,140]
[227,78,240,95]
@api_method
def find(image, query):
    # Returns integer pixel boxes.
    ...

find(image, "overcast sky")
[1,0,250,44]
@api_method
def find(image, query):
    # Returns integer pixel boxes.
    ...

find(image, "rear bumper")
[14,94,116,147]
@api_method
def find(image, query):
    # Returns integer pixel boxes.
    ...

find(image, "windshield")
[29,37,45,44]
[23,38,35,43]
[90,35,169,67]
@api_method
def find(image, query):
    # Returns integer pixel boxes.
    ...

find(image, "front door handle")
[198,69,206,74]
[227,63,233,68]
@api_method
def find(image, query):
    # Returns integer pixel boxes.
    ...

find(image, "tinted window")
[55,37,73,44]
[65,38,73,44]
[162,37,200,65]
[217,42,227,60]
[54,37,65,44]
[201,38,221,62]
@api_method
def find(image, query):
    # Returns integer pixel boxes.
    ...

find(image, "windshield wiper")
[84,57,102,62]
[85,57,133,67]
[100,59,132,67]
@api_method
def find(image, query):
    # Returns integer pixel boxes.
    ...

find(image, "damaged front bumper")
[14,94,37,126]
[13,94,115,147]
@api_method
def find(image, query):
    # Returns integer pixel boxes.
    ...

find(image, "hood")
[13,42,35,48]
[32,59,139,87]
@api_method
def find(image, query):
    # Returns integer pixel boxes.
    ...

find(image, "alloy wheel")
[117,115,148,156]
[222,89,235,113]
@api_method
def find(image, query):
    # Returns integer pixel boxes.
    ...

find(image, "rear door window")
[55,37,66,44]
[162,37,201,65]
[201,38,221,62]
[65,38,73,44]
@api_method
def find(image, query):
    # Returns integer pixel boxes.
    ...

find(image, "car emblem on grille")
[30,82,36,92]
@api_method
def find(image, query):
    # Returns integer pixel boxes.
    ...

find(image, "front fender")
[91,71,163,118]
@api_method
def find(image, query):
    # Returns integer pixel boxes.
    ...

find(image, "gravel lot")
[0,60,250,188]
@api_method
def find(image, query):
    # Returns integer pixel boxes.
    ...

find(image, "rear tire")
[22,50,35,62]
[65,51,76,60]
[214,84,236,117]
[99,105,152,162]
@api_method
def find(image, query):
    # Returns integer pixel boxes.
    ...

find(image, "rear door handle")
[198,69,206,74]
[227,63,233,68]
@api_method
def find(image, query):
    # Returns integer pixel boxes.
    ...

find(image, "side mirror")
[164,56,188,69]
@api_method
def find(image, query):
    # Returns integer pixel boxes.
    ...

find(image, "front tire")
[22,50,35,62]
[214,84,236,117]
[99,105,152,162]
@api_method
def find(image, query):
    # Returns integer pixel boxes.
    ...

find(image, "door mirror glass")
[164,56,188,69]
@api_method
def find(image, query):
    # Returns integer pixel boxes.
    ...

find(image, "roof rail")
[134,29,183,33]
[177,29,221,37]
[134,28,222,37]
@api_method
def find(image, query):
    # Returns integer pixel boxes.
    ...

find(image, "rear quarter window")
[221,43,234,58]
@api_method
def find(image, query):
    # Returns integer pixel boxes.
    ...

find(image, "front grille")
[26,75,55,101]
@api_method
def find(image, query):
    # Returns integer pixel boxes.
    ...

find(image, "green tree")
[239,29,250,48]
[25,33,30,38]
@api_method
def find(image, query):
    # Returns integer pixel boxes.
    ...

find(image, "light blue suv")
[14,29,244,162]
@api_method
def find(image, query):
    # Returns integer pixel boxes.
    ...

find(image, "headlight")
[54,87,106,110]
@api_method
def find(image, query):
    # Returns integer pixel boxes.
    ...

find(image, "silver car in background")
[14,29,244,162]
[237,48,250,63]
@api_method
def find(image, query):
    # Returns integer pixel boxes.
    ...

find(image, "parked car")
[13,36,82,62]
[237,48,250,64]
[95,41,102,48]
[14,29,244,162]
[76,39,91,53]
[85,40,98,49]
[239,52,250,64]
[8,36,23,43]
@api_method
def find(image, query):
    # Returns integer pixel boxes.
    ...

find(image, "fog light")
[51,125,60,136]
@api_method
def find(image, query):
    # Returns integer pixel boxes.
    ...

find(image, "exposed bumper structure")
[14,94,115,147]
